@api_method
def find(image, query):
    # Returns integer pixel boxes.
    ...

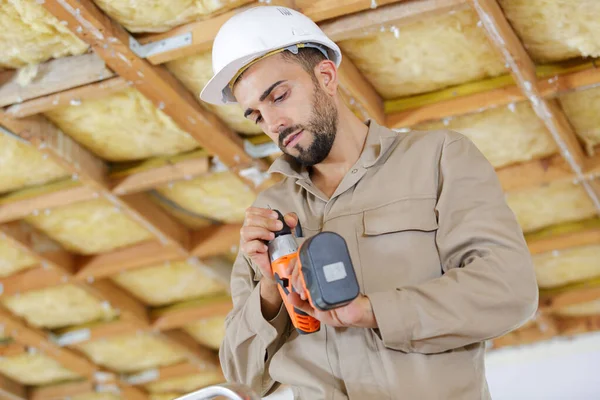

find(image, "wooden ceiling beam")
[28,380,94,400]
[526,217,600,255]
[6,77,129,118]
[470,0,600,213]
[319,0,468,42]
[0,112,191,253]
[0,53,113,108]
[0,374,27,400]
[151,295,233,331]
[190,224,241,259]
[0,307,97,378]
[41,0,268,192]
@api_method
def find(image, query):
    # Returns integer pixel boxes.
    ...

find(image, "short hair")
[279,46,327,81]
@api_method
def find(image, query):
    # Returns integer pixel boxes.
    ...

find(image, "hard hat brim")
[200,41,342,106]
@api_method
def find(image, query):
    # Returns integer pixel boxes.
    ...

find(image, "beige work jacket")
[219,120,539,399]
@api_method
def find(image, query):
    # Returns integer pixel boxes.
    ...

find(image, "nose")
[264,109,290,138]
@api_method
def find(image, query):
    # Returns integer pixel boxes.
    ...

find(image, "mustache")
[278,125,303,147]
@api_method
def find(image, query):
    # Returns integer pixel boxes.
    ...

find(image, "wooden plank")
[110,156,210,196]
[0,112,109,188]
[0,374,27,400]
[470,0,590,186]
[6,77,129,118]
[0,53,113,108]
[41,0,259,175]
[75,241,185,281]
[160,330,220,368]
[540,283,600,312]
[85,281,150,327]
[151,295,233,331]
[337,57,385,125]
[526,218,600,255]
[0,266,70,297]
[296,0,410,22]
[0,307,97,378]
[0,112,191,250]
[0,342,26,358]
[320,0,468,42]
[53,319,140,345]
[191,224,241,259]
[0,221,75,273]
[0,185,97,224]
[29,380,93,400]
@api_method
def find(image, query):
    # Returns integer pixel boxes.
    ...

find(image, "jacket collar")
[267,119,402,180]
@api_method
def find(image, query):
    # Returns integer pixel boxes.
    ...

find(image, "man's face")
[232,54,338,166]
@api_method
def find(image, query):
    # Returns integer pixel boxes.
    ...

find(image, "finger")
[246,207,279,220]
[240,239,268,256]
[240,226,275,243]
[288,292,314,317]
[283,212,298,229]
[244,214,283,232]
[291,266,306,300]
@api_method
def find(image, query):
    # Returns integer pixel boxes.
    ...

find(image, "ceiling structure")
[0,0,599,399]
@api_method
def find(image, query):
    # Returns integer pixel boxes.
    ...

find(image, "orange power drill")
[267,210,360,334]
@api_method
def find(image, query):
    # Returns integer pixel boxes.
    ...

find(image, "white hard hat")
[200,6,342,105]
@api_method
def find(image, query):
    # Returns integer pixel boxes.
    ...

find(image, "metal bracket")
[243,139,280,159]
[129,32,192,59]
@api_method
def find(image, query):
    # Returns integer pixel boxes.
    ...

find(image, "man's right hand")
[240,207,298,319]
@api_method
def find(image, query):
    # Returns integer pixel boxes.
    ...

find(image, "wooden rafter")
[0,374,27,400]
[0,111,191,253]
[151,295,233,331]
[40,0,268,191]
[470,0,600,212]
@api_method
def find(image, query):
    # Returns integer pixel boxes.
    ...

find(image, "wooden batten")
[0,266,71,298]
[190,224,241,259]
[6,77,129,118]
[0,308,97,378]
[29,380,94,400]
[319,0,468,42]
[110,156,210,196]
[470,0,591,191]
[151,296,233,331]
[0,373,27,400]
[53,319,142,346]
[85,280,150,328]
[158,330,220,368]
[0,342,27,358]
[41,0,260,176]
[75,241,186,281]
[526,218,600,255]
[539,279,600,312]
[0,53,114,108]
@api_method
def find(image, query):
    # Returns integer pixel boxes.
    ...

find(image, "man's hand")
[239,207,299,320]
[286,259,377,329]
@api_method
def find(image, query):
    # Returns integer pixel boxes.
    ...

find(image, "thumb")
[283,212,298,229]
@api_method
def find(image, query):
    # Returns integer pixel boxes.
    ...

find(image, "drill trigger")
[273,273,290,295]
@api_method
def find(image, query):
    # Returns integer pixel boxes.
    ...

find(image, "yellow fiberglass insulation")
[498,0,600,64]
[0,0,89,69]
[93,0,250,33]
[166,51,262,135]
[44,88,200,162]
[0,237,38,278]
[111,259,226,307]
[24,198,154,255]
[337,8,508,100]
[558,84,600,155]
[415,101,558,168]
[533,244,600,288]
[183,315,226,350]
[154,170,256,224]
[0,131,70,194]
[505,180,598,234]
[0,352,81,385]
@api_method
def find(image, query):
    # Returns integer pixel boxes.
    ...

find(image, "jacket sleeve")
[368,133,539,354]
[218,248,291,396]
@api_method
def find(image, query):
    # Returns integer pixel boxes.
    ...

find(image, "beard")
[278,82,338,167]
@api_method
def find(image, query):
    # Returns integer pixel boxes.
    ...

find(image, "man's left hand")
[287,259,378,329]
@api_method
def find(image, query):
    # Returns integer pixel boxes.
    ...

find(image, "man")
[200,6,538,399]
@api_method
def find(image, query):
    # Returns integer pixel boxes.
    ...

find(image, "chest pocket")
[356,197,441,293]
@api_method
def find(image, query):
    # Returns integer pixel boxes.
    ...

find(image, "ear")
[315,59,338,95]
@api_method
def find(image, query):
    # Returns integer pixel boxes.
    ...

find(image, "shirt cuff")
[368,289,417,353]
[247,280,289,346]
